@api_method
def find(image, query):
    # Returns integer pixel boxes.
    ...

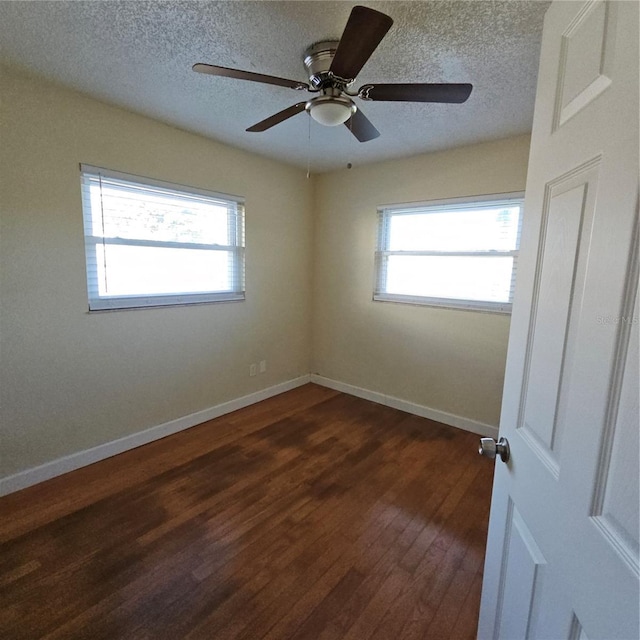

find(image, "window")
[374,193,524,313]
[80,165,245,311]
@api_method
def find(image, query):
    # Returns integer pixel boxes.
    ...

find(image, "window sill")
[373,294,512,315]
[88,293,245,312]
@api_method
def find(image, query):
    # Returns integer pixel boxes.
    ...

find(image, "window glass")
[375,195,523,313]
[81,165,245,311]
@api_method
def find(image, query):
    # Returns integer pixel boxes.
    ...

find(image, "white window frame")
[80,165,245,311]
[374,192,524,313]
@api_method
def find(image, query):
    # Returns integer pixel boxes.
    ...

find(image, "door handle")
[478,437,510,463]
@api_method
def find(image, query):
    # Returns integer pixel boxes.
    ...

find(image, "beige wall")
[0,65,531,482]
[0,67,313,478]
[312,135,531,427]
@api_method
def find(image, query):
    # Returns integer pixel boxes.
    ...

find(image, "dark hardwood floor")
[0,384,494,639]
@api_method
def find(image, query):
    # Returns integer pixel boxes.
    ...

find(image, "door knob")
[478,437,510,463]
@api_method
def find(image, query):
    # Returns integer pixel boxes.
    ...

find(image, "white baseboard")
[0,375,311,497]
[310,374,499,439]
[1,373,498,497]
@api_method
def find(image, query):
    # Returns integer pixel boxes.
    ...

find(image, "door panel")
[520,164,599,471]
[495,502,546,639]
[592,289,639,570]
[553,0,617,129]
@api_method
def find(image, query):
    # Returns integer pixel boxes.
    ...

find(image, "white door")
[478,0,639,638]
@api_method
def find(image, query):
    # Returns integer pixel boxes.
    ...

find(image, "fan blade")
[359,83,473,103]
[246,102,307,132]
[193,63,309,91]
[344,108,380,142]
[330,6,393,81]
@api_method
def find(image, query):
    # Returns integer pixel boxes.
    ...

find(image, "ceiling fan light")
[306,96,356,126]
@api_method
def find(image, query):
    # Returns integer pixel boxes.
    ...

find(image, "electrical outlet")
[259,360,267,374]
[249,363,257,377]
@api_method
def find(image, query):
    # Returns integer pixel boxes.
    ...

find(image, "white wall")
[312,135,531,428]
[0,66,313,479]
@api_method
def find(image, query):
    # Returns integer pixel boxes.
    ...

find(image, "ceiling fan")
[193,5,472,142]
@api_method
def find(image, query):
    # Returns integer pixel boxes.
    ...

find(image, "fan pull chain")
[350,115,354,165]
[306,113,311,179]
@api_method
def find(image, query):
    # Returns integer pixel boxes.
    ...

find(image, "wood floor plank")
[0,384,494,639]
[448,571,486,639]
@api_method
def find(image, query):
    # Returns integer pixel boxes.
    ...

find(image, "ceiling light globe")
[306,96,356,127]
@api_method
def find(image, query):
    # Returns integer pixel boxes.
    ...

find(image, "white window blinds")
[374,193,524,313]
[80,165,245,311]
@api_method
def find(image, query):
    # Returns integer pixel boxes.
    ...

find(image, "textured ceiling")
[0,1,550,172]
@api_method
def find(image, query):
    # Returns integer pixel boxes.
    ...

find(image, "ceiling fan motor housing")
[303,41,357,126]
[303,41,343,89]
